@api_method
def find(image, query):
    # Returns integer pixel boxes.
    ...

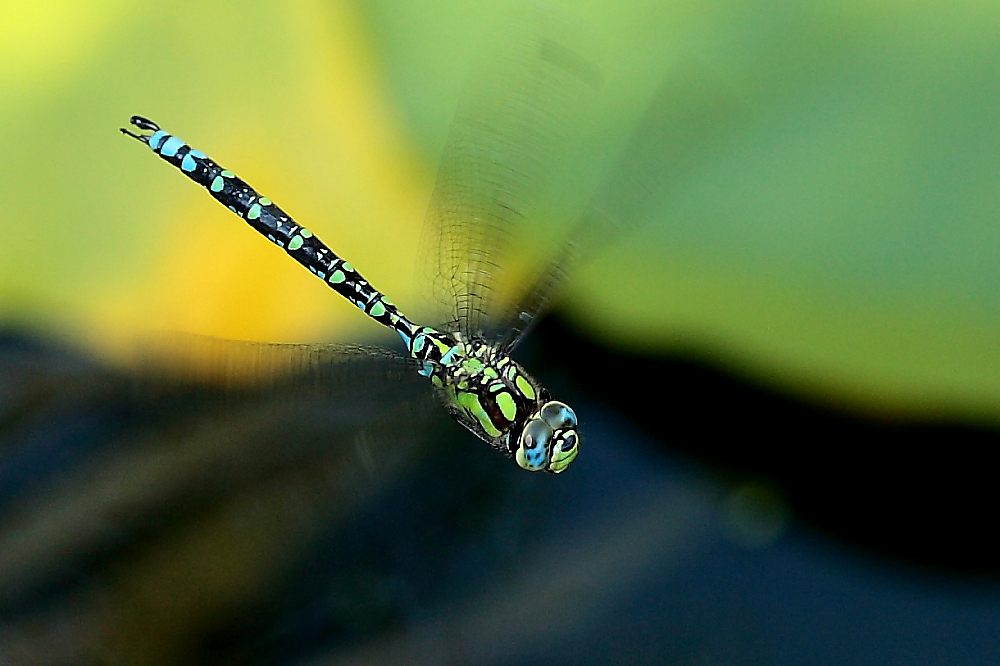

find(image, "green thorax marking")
[410,329,543,445]
[461,357,484,374]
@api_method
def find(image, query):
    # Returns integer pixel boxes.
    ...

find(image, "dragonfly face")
[409,328,579,473]
[515,400,579,474]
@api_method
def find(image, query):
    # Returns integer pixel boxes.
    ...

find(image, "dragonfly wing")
[0,331,455,627]
[133,332,426,397]
[496,60,750,353]
[418,5,601,342]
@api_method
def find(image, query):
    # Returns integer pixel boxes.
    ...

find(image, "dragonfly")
[121,115,580,472]
[121,16,601,474]
[121,13,740,475]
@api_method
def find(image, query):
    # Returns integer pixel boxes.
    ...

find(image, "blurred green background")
[3,0,1000,422]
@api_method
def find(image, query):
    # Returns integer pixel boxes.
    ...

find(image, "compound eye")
[521,418,554,450]
[547,429,579,474]
[559,431,578,453]
[516,419,554,472]
[540,401,577,429]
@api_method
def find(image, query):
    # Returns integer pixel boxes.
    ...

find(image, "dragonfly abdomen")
[122,116,419,346]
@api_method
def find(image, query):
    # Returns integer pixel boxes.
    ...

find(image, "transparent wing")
[495,60,750,353]
[0,331,450,627]
[133,332,425,396]
[419,5,601,342]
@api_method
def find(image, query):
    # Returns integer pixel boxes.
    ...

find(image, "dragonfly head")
[514,401,579,474]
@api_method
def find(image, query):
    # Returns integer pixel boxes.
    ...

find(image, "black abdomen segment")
[123,116,419,347]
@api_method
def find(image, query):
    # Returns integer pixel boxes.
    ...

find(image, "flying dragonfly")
[122,11,742,475]
[122,14,598,474]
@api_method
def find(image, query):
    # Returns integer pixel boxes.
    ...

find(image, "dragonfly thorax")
[408,328,579,473]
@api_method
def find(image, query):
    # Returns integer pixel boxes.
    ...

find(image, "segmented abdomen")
[142,128,418,346]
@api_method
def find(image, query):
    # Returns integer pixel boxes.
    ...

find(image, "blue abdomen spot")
[181,154,197,172]
[189,150,206,159]
[160,136,185,157]
[148,130,168,151]
[210,176,225,192]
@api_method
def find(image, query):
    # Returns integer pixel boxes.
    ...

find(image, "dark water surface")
[0,323,997,665]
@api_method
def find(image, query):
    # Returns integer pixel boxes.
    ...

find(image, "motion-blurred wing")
[0,330,450,660]
[134,332,422,395]
[496,60,749,353]
[419,5,601,343]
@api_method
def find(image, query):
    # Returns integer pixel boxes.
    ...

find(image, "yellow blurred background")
[3,0,1000,421]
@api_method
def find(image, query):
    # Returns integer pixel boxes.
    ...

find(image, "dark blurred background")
[3,0,1000,664]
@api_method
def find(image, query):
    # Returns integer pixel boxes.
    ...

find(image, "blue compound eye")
[515,419,554,472]
[522,419,554,450]
[540,401,577,429]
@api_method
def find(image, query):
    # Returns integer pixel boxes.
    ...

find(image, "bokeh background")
[4,0,1000,416]
[3,1,1000,664]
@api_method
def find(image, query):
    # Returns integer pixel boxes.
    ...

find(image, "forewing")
[496,60,750,353]
[419,5,601,342]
